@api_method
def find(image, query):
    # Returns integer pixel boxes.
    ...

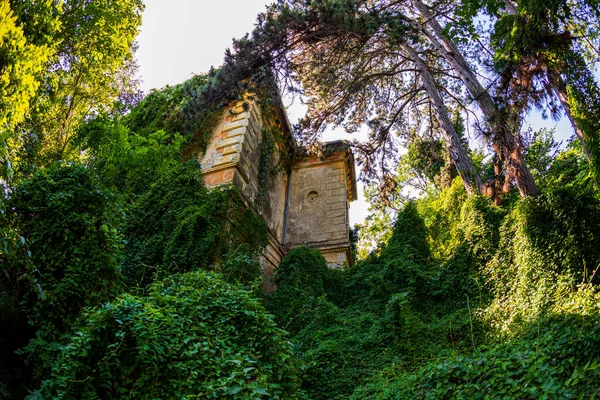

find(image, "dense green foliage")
[0,0,52,131]
[269,203,485,399]
[0,164,123,392]
[0,163,123,396]
[121,74,223,153]
[355,302,600,398]
[0,45,277,397]
[261,143,600,399]
[4,0,144,178]
[266,247,338,336]
[121,161,268,289]
[40,271,299,399]
[2,0,600,398]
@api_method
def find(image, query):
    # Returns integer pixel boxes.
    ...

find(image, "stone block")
[329,187,346,197]
[230,111,249,122]
[326,181,342,189]
[323,252,338,263]
[211,154,238,168]
[216,136,244,149]
[326,209,346,218]
[222,144,241,156]
[222,119,249,133]
[250,104,262,125]
[248,116,261,137]
[327,217,346,228]
[328,202,346,211]
[326,194,346,204]
[226,127,247,138]
[203,167,235,186]
[231,104,246,114]
[330,230,348,240]
[239,158,251,172]
[242,141,255,156]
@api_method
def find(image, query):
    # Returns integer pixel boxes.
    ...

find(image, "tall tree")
[0,0,57,180]
[465,0,600,177]
[402,42,482,193]
[405,0,538,197]
[228,0,482,196]
[9,0,143,177]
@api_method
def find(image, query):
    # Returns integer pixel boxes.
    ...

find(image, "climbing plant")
[2,163,123,390]
[40,271,301,399]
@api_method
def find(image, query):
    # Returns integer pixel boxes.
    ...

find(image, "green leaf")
[225,385,243,395]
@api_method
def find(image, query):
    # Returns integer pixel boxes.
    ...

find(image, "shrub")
[483,182,600,339]
[41,271,300,399]
[8,163,123,346]
[353,287,600,399]
[265,247,332,336]
[0,163,123,393]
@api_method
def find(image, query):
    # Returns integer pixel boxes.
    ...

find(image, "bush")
[0,163,123,394]
[353,287,600,399]
[8,163,123,345]
[41,271,300,399]
[349,156,600,399]
[265,208,446,399]
[265,247,332,336]
[483,182,600,339]
[292,304,407,400]
[271,164,600,400]
[343,202,431,311]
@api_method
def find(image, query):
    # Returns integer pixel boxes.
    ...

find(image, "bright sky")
[135,0,575,226]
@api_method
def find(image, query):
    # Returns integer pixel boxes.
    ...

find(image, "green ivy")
[353,291,600,399]
[5,163,123,382]
[265,247,333,336]
[265,147,600,399]
[40,270,301,399]
[121,160,268,290]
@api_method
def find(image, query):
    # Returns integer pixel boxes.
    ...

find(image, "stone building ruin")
[198,97,357,291]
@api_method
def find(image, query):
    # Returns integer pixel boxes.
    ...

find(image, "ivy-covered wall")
[199,96,359,283]
[199,97,291,291]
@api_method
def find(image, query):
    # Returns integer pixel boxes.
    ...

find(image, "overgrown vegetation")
[39,271,299,399]
[0,43,278,397]
[0,74,280,396]
[263,141,600,399]
[2,0,600,398]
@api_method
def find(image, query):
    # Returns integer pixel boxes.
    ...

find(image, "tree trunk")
[402,42,482,194]
[411,0,539,197]
[504,0,594,162]
[548,70,592,159]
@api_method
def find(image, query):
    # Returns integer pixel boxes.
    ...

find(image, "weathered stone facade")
[286,145,357,268]
[200,98,357,291]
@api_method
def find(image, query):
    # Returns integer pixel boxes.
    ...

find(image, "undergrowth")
[0,74,278,397]
[2,71,600,399]
[266,144,600,399]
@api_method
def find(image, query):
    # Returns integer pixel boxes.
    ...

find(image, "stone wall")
[200,98,358,284]
[286,150,354,267]
[200,99,288,291]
